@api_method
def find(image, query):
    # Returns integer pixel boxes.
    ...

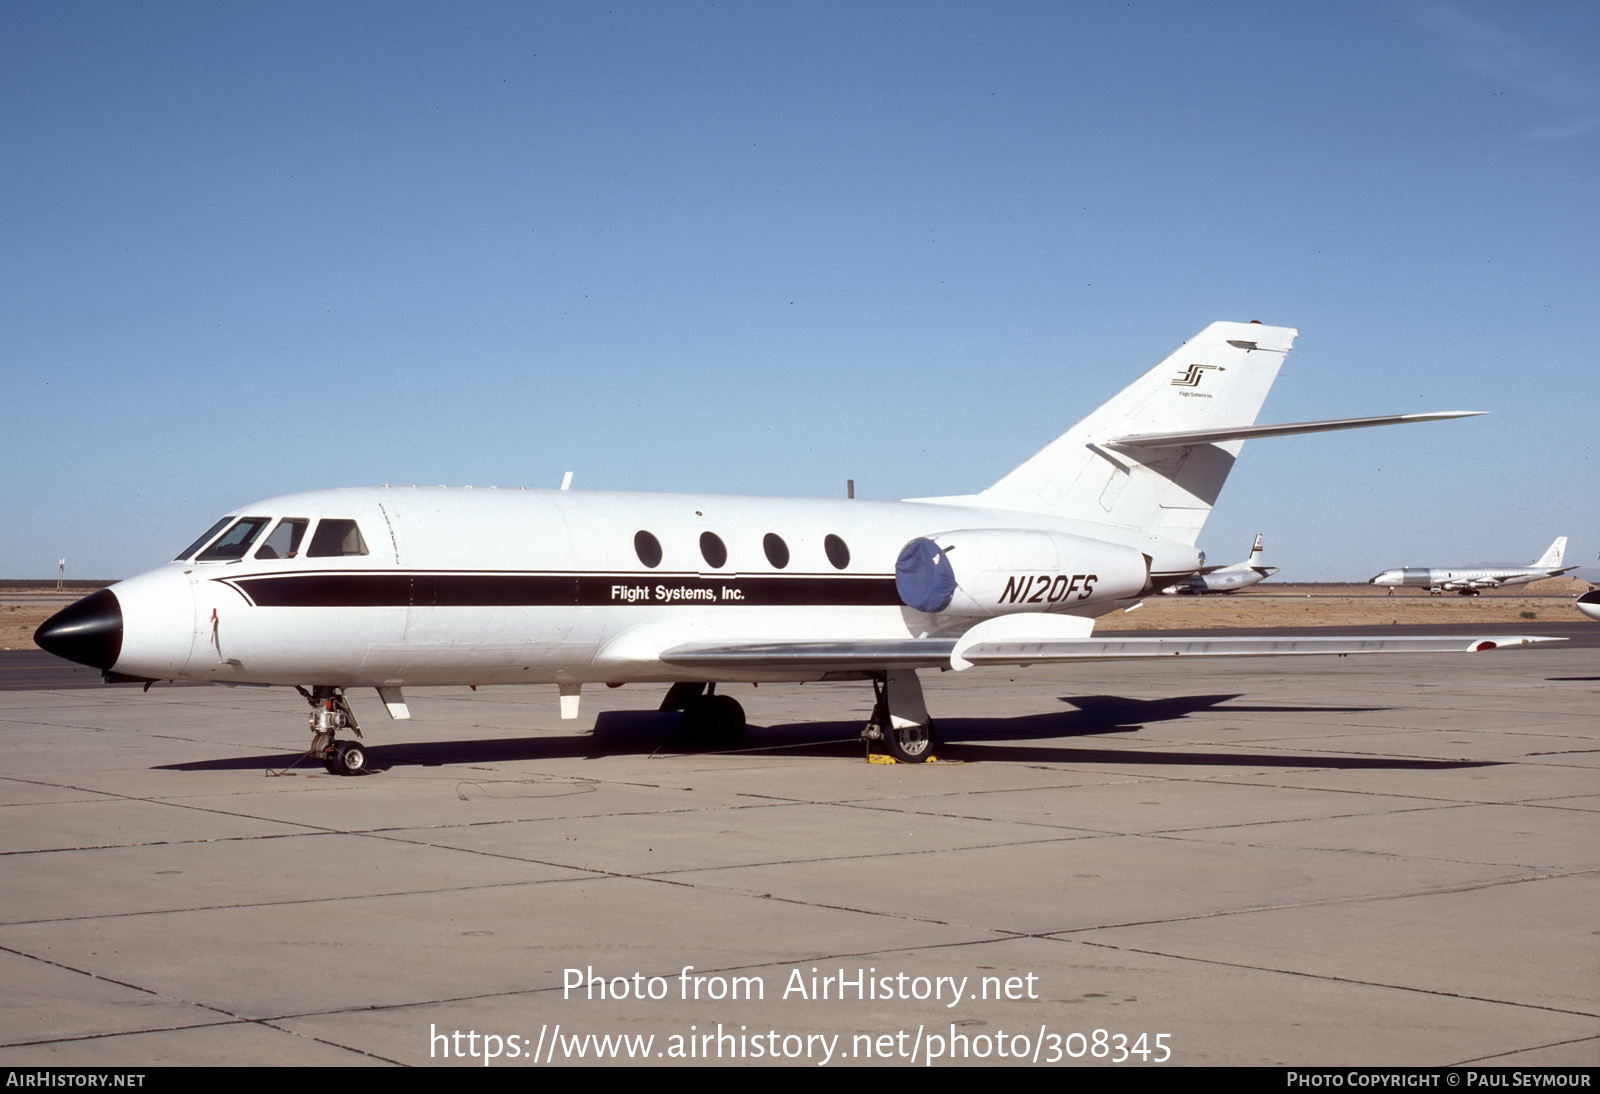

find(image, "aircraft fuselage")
[1368,566,1558,593]
[80,486,1201,690]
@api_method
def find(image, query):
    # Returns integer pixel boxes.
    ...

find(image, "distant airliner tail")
[1532,537,1567,569]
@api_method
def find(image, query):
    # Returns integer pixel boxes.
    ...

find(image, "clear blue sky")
[3,1,1594,580]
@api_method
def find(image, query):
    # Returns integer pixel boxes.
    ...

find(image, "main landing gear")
[860,670,938,764]
[660,672,939,762]
[662,682,747,747]
[298,685,367,776]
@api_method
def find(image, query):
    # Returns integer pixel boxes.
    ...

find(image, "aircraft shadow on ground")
[155,692,1492,774]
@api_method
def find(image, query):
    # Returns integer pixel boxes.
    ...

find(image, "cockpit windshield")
[175,515,368,563]
[175,517,234,561]
[195,517,272,562]
[254,518,309,560]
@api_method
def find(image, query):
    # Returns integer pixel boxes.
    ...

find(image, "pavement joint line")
[1,1020,268,1052]
[1143,830,1595,871]
[1456,1034,1600,1066]
[1070,939,1600,1022]
[0,874,648,928]
[1039,866,1598,937]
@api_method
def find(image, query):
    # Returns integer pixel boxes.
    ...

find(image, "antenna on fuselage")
[560,471,573,491]
[847,479,854,499]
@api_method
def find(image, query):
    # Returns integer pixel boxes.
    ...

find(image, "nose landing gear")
[299,686,367,776]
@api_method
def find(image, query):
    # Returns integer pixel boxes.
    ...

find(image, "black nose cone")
[35,589,124,670]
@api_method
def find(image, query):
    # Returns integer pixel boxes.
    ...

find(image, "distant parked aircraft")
[1369,538,1575,596]
[1159,533,1277,594]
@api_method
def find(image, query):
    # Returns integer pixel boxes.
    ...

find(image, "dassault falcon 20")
[35,321,1555,772]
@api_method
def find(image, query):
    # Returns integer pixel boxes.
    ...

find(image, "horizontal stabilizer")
[1105,411,1485,450]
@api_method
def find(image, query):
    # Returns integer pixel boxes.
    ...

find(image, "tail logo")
[1171,363,1225,388]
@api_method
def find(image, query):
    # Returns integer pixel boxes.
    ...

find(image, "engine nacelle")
[1577,589,1600,622]
[895,529,1154,617]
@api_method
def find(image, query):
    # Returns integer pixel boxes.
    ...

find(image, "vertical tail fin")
[1248,533,1266,565]
[1532,537,1567,569]
[977,321,1297,545]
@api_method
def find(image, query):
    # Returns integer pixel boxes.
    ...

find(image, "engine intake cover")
[896,529,1151,617]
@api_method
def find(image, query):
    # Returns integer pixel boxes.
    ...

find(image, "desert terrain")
[1092,577,1592,630]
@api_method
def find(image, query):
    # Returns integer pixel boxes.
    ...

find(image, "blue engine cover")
[895,537,957,613]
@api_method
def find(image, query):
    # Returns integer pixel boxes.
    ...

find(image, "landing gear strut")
[299,686,367,776]
[861,670,937,763]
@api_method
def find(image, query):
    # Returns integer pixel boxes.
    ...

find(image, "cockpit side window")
[306,519,369,558]
[254,518,309,560]
[175,517,234,561]
[195,517,272,562]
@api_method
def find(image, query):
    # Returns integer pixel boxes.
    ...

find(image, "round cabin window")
[763,533,790,569]
[699,531,728,569]
[634,530,663,568]
[824,534,850,570]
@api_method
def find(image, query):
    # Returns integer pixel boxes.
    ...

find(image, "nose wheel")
[860,671,938,763]
[866,709,936,763]
[313,735,368,775]
[300,686,368,776]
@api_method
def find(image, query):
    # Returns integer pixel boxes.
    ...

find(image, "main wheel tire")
[884,721,935,763]
[333,741,367,776]
[680,694,746,746]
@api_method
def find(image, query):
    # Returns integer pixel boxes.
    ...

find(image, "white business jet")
[1158,533,1277,594]
[35,321,1552,772]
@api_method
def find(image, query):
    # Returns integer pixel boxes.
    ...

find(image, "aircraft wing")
[952,633,1554,666]
[660,633,1558,672]
[660,640,956,671]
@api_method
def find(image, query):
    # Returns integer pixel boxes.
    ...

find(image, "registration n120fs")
[35,321,1554,772]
